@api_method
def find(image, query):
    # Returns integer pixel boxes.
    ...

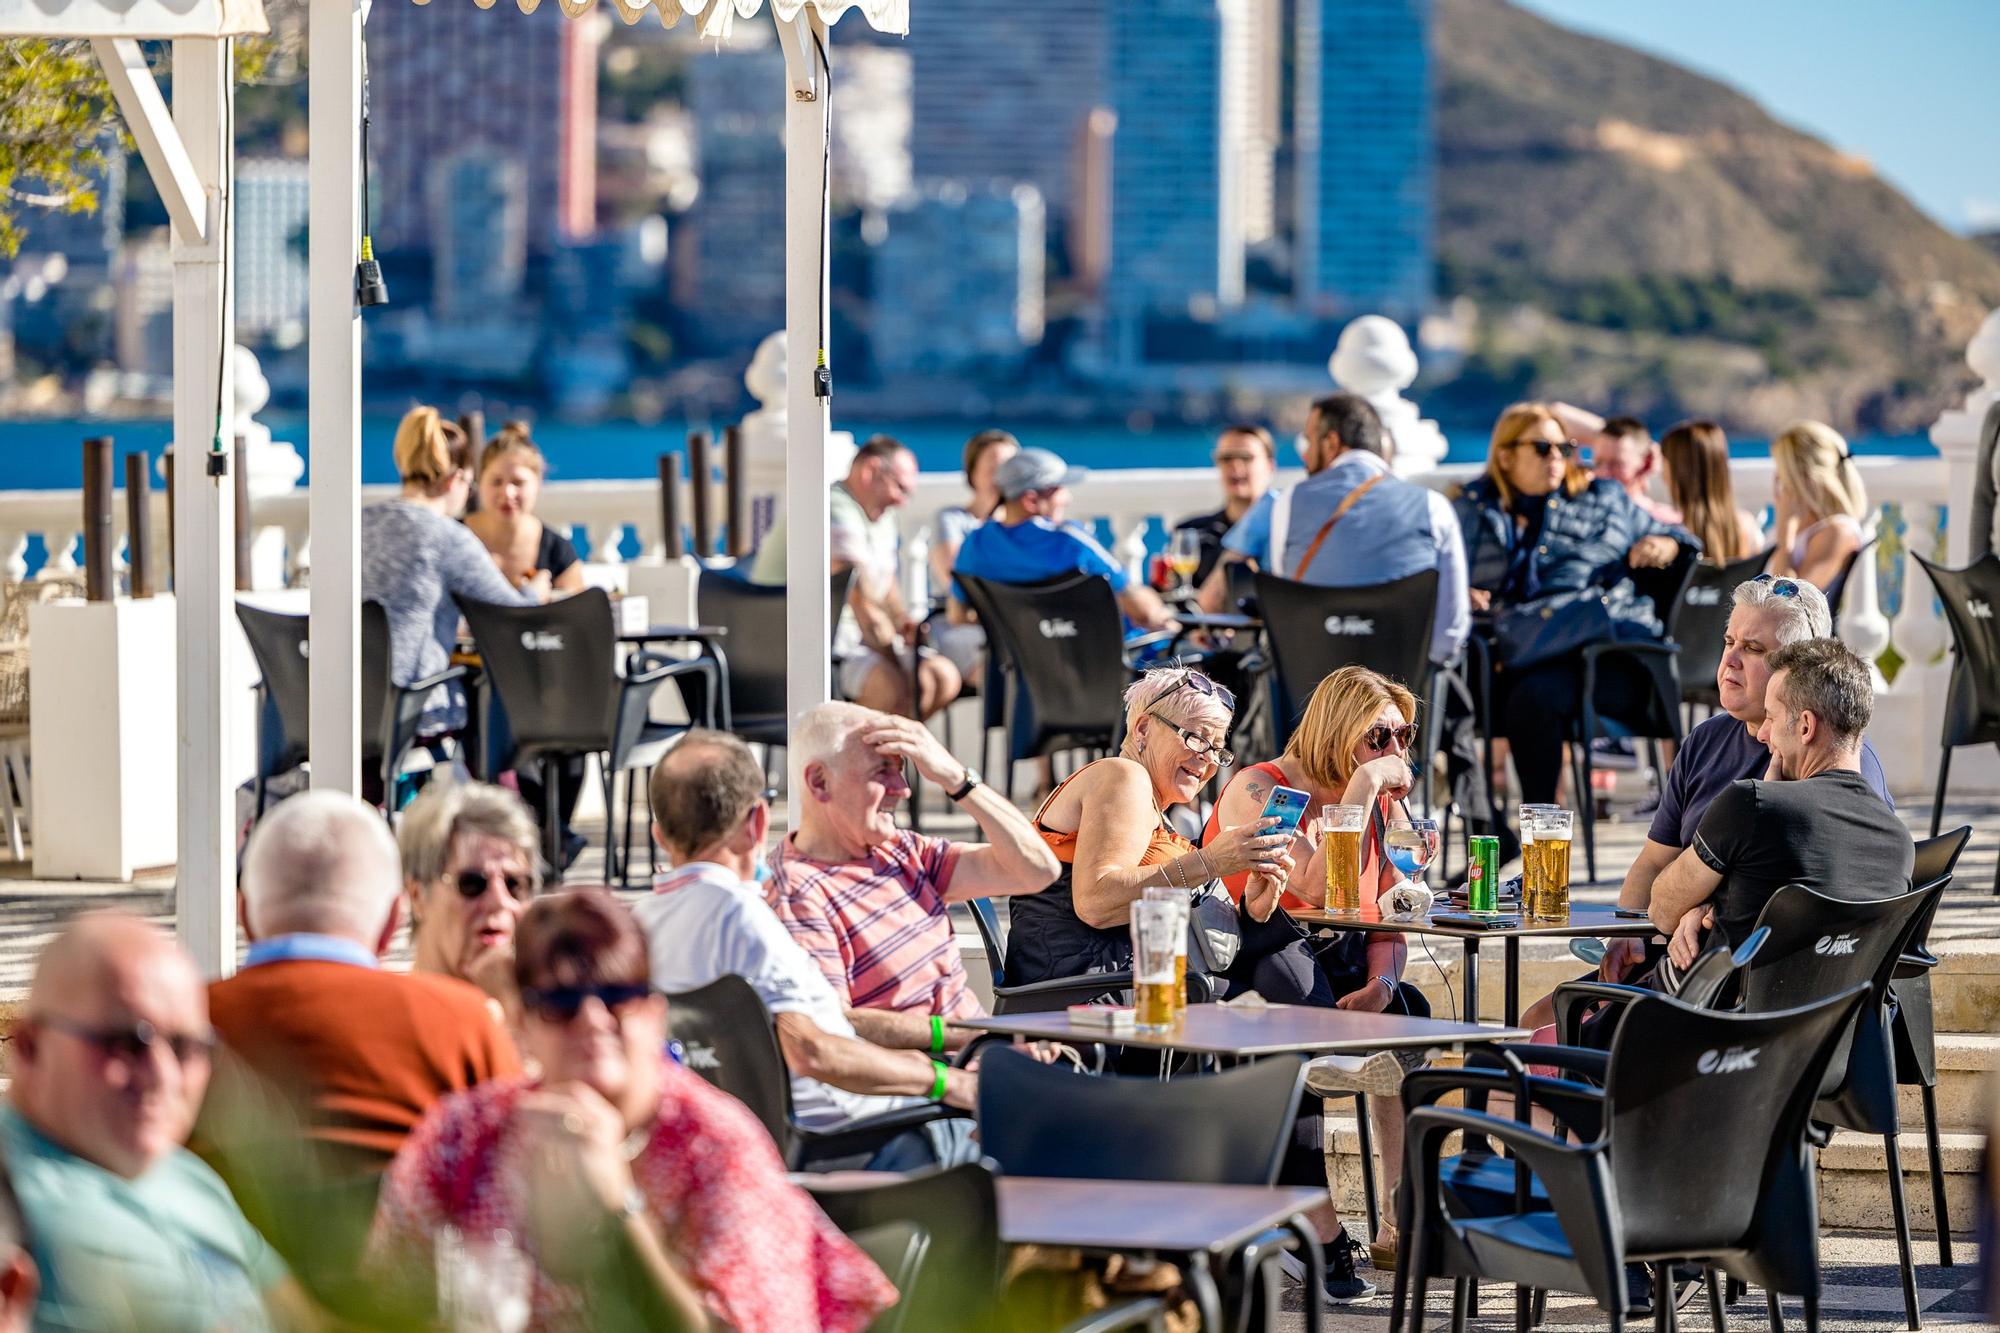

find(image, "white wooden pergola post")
[307,0,365,798]
[778,8,834,798]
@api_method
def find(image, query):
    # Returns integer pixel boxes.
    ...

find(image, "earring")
[1137,739,1146,754]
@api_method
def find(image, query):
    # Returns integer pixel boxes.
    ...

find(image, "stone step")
[1930,938,2000,1035]
[1896,1032,2000,1132]
[1317,1112,1983,1239]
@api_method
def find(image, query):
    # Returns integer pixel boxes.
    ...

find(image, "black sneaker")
[1281,1229,1377,1305]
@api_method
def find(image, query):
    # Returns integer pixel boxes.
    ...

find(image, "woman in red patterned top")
[366,889,895,1332]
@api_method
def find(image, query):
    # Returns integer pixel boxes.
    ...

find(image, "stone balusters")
[1838,514,1893,690]
[3,534,26,585]
[589,522,627,568]
[1893,502,1951,674]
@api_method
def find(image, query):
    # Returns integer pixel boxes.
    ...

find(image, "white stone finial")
[745,331,787,413]
[735,329,856,558]
[1328,315,1446,477]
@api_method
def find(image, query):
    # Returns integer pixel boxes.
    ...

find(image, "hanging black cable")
[355,25,389,307]
[811,27,832,398]
[208,36,235,478]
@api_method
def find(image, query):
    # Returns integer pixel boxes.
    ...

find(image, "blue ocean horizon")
[0,415,1937,489]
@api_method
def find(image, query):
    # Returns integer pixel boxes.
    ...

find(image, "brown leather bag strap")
[1291,472,1389,580]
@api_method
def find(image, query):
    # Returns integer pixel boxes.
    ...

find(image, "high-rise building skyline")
[234,158,310,341]
[429,150,529,322]
[683,38,786,352]
[871,181,1045,378]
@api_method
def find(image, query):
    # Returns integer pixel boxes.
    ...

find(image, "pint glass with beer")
[1525,807,1574,920]
[1141,887,1190,1022]
[1130,900,1180,1031]
[1321,803,1368,915]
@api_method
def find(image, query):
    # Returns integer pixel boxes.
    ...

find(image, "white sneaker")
[1305,1050,1405,1099]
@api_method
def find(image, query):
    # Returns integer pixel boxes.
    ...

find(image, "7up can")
[1467,835,1500,913]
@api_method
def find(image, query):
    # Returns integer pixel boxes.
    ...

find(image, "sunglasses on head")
[520,982,654,1024]
[35,1014,216,1066]
[1363,723,1419,752]
[1752,574,1803,599]
[450,868,535,902]
[1150,667,1236,714]
[1513,439,1578,460]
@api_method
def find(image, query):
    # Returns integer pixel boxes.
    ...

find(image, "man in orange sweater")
[198,791,520,1308]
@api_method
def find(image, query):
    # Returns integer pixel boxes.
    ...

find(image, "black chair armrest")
[615,654,720,755]
[405,663,470,694]
[991,971,1134,1014]
[1580,639,1680,663]
[1493,1041,1609,1085]
[790,1103,972,1172]
[1056,1296,1169,1333]
[1550,979,1653,1048]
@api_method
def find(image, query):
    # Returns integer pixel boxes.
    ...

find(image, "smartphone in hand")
[1258,784,1313,838]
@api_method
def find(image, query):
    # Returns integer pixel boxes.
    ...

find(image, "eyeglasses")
[450,868,535,902]
[34,1015,216,1066]
[1362,723,1419,753]
[1149,667,1235,714]
[519,982,655,1025]
[1146,712,1236,769]
[1752,574,1803,599]
[1512,439,1578,460]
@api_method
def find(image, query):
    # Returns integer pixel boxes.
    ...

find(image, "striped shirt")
[768,830,983,1020]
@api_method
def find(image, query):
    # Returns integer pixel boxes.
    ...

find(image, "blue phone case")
[1259,785,1311,836]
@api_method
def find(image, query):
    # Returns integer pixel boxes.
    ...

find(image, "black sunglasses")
[520,982,655,1024]
[1363,723,1419,752]
[1150,667,1236,714]
[35,1015,216,1065]
[1513,439,1578,460]
[1752,574,1803,599]
[451,868,535,902]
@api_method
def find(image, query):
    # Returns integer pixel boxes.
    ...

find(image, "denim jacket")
[1453,476,1697,640]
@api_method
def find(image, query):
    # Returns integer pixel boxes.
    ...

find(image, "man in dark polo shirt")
[1649,638,1913,962]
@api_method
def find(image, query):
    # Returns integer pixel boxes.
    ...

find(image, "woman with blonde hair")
[1766,419,1869,596]
[361,407,539,745]
[463,422,586,596]
[1453,401,1693,808]
[1659,420,1763,564]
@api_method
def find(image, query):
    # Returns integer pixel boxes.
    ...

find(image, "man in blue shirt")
[1197,392,1470,666]
[951,447,1178,636]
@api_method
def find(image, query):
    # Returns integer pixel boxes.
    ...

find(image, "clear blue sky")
[1512,0,2000,235]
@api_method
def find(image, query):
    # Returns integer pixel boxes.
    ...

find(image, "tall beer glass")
[1130,900,1180,1031]
[1141,887,1190,1021]
[1321,803,1368,915]
[1525,808,1574,920]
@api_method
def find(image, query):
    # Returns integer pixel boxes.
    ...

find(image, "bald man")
[1,913,315,1330]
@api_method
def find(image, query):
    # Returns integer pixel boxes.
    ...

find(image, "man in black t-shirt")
[1649,638,1913,964]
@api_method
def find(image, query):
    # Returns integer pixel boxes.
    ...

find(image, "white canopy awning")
[413,0,905,34]
[0,0,266,37]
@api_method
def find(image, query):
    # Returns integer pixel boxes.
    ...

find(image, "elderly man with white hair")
[768,702,1059,1051]
[207,790,520,1174]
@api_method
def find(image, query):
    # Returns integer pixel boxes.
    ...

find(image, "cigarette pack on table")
[616,594,651,635]
[1066,1003,1137,1031]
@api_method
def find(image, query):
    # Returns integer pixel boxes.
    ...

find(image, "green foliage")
[0,40,129,258]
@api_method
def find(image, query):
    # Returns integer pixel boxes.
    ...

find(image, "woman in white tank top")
[1766,420,1869,594]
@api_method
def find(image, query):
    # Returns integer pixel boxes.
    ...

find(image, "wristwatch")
[946,768,982,802]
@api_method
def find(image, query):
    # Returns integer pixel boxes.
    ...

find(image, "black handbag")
[1187,882,1243,975]
[1492,586,1615,669]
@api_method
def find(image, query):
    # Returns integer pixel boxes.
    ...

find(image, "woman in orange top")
[1006,667,1294,986]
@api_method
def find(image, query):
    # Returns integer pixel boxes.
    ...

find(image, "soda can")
[1467,835,1501,913]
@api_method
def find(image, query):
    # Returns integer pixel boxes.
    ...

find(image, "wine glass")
[1385,816,1441,887]
[1166,528,1203,597]
[437,1226,534,1333]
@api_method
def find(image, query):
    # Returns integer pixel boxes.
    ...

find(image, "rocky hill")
[1428,0,2000,435]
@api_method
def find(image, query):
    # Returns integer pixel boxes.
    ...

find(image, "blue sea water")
[0,415,1938,489]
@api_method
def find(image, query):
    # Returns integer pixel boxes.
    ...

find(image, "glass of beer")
[1141,887,1190,1021]
[1525,807,1574,920]
[1518,802,1560,915]
[1321,803,1368,915]
[1130,900,1180,1031]
[1166,528,1203,595]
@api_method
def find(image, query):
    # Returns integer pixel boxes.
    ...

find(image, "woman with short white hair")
[398,779,543,1012]
[1007,667,1294,986]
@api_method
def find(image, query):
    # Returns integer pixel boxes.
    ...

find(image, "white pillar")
[1930,308,2000,565]
[170,37,237,976]
[779,10,833,825]
[308,0,364,796]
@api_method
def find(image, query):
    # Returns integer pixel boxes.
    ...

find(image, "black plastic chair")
[1825,531,1878,634]
[694,568,852,750]
[1252,568,1439,746]
[1912,552,2000,893]
[1672,547,1777,712]
[458,588,716,880]
[1400,987,1868,1333]
[664,973,967,1173]
[802,1162,1167,1333]
[956,573,1177,799]
[977,1046,1321,1333]
[966,897,1136,1014]
[1891,826,1974,1270]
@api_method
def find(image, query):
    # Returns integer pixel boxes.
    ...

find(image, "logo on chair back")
[679,1041,720,1072]
[1696,1046,1761,1075]
[1686,587,1722,607]
[1322,616,1375,636]
[1037,618,1078,640]
[1969,599,1994,621]
[520,630,565,651]
[1814,933,1859,956]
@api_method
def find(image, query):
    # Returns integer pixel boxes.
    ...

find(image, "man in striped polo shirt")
[770,703,1060,1051]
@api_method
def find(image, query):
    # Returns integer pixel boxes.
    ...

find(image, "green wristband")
[928,1059,949,1102]
[929,1015,946,1055]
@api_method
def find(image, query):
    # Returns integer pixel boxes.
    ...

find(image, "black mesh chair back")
[458,589,619,758]
[696,569,852,746]
[662,974,793,1152]
[1824,532,1878,630]
[976,1045,1306,1185]
[1670,547,1775,709]
[1913,825,1972,890]
[967,897,1009,989]
[360,601,395,772]
[1602,988,1868,1259]
[1915,552,2000,748]
[1253,569,1437,743]
[957,572,1134,758]
[235,602,313,782]
[803,1164,1005,1333]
